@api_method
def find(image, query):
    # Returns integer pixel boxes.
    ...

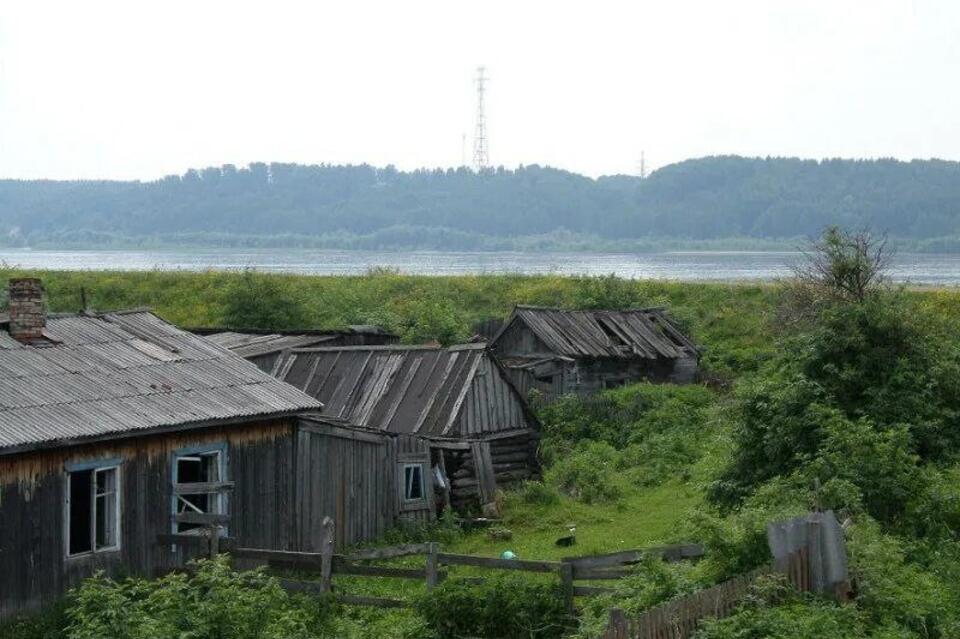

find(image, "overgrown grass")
[0,268,780,378]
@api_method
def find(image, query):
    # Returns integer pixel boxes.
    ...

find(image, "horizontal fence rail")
[158,526,705,611]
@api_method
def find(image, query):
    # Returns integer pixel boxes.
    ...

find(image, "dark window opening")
[404,464,424,502]
[69,470,92,555]
[67,465,119,557]
[604,378,627,390]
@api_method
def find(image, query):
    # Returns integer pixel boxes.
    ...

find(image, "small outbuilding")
[489,305,699,401]
[0,279,426,620]
[272,344,542,513]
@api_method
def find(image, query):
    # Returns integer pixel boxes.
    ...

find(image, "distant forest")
[4,156,960,251]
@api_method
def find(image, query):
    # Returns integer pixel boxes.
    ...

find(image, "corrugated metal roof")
[273,344,491,436]
[204,332,342,358]
[199,326,397,359]
[0,311,321,453]
[494,306,699,360]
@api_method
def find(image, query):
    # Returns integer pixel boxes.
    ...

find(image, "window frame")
[402,463,426,503]
[64,458,122,559]
[398,454,430,512]
[170,443,229,536]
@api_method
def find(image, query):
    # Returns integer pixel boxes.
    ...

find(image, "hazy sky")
[0,1,957,180]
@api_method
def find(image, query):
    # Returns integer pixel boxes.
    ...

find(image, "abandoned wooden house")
[0,279,434,619]
[489,305,700,401]
[193,325,398,372]
[272,343,541,513]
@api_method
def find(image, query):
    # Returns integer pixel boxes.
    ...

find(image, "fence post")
[320,516,335,593]
[560,562,575,616]
[606,608,628,639]
[426,542,439,591]
[209,525,220,559]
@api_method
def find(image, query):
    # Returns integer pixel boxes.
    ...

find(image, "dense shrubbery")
[64,556,332,639]
[415,575,571,639]
[539,384,719,501]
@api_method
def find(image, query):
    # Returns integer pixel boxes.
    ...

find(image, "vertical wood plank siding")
[0,417,426,620]
[0,418,296,618]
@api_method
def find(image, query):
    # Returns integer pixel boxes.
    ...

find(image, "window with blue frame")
[65,460,121,557]
[172,445,227,534]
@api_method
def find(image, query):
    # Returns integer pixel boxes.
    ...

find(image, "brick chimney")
[8,278,46,342]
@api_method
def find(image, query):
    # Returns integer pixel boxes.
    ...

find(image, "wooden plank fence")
[158,516,704,612]
[600,549,810,639]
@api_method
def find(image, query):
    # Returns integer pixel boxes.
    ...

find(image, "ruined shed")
[0,280,423,620]
[194,325,398,372]
[273,344,541,512]
[489,305,699,401]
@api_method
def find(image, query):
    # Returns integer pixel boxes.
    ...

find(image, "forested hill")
[3,156,960,250]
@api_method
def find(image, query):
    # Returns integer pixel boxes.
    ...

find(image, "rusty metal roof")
[273,344,523,436]
[493,305,698,360]
[0,311,321,454]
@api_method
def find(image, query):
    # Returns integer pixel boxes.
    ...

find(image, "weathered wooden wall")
[453,356,533,437]
[505,356,699,403]
[0,418,297,620]
[294,423,432,552]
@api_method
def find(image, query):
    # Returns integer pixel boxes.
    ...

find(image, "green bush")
[517,480,561,506]
[221,270,311,329]
[0,601,68,639]
[544,440,625,504]
[65,556,331,639]
[415,575,571,639]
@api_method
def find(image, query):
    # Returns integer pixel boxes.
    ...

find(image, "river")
[0,249,958,285]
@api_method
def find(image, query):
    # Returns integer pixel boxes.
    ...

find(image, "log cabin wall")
[439,430,541,511]
[0,418,297,620]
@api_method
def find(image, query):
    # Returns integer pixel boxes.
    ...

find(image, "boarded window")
[403,463,425,502]
[173,449,226,534]
[67,464,120,557]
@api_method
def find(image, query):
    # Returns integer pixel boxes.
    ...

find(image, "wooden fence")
[159,517,704,612]
[600,548,810,639]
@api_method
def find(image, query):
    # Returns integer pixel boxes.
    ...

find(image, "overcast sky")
[0,0,957,180]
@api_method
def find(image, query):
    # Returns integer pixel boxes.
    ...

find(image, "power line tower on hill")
[473,66,489,172]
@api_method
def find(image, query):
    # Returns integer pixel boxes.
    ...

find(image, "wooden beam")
[172,481,235,495]
[347,543,432,561]
[232,547,324,566]
[173,512,231,526]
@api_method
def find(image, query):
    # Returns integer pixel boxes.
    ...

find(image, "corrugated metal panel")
[0,312,321,451]
[274,344,524,436]
[493,306,699,360]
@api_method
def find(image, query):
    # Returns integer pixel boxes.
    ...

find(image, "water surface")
[0,249,957,285]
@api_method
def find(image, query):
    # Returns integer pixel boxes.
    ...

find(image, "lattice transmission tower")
[472,66,489,172]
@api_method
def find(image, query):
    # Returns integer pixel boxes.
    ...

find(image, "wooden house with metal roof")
[0,279,429,620]
[272,343,541,513]
[192,325,398,372]
[489,305,699,401]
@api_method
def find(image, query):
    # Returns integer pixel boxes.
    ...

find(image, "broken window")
[173,448,226,534]
[66,463,120,557]
[403,463,425,502]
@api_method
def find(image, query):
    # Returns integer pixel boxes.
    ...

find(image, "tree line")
[3,156,960,249]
